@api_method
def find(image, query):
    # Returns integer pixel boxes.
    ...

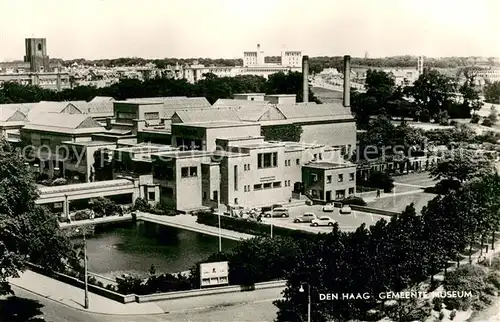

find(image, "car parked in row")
[311,216,335,227]
[264,207,289,218]
[322,203,335,212]
[339,205,352,214]
[294,212,317,223]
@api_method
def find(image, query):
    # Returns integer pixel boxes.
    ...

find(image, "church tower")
[24,38,50,72]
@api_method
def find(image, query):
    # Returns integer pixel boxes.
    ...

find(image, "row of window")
[243,164,251,171]
[257,152,278,169]
[310,188,355,200]
[253,181,282,191]
[311,173,355,183]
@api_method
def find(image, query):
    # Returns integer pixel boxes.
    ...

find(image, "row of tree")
[275,168,500,321]
[351,69,485,127]
[57,56,500,71]
[0,71,319,105]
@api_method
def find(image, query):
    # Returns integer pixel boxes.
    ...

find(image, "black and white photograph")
[1,0,500,321]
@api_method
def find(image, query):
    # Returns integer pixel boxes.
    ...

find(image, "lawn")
[367,192,438,214]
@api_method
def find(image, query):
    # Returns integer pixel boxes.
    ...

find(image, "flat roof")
[152,150,213,159]
[264,94,297,97]
[231,141,285,149]
[234,93,265,96]
[175,120,257,129]
[304,162,356,170]
[62,140,116,147]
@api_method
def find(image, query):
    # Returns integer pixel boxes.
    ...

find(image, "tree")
[430,148,493,184]
[260,124,303,142]
[484,81,500,104]
[459,71,483,116]
[487,105,498,125]
[408,70,457,121]
[0,139,76,295]
[265,71,320,103]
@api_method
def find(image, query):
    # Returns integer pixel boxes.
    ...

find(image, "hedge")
[196,211,317,240]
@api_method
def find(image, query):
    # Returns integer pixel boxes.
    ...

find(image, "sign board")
[260,176,276,183]
[200,261,229,287]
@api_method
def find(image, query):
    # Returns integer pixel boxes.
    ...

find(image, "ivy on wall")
[261,124,303,142]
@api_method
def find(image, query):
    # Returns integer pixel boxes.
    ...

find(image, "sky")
[0,0,499,61]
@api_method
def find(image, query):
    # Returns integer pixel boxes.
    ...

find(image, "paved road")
[7,285,279,322]
[392,172,437,187]
[263,204,390,232]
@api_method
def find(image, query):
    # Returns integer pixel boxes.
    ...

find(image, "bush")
[358,171,394,193]
[73,210,91,221]
[132,198,151,212]
[51,178,67,186]
[438,310,445,320]
[432,297,443,311]
[89,197,122,217]
[470,114,480,124]
[449,309,456,320]
[425,179,462,195]
[482,118,493,127]
[442,265,492,311]
[341,195,367,206]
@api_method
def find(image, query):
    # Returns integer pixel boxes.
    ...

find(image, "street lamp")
[75,228,89,309]
[218,211,222,252]
[299,282,311,322]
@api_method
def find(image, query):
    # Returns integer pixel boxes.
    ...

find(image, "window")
[319,153,323,160]
[287,180,291,186]
[254,184,262,190]
[244,186,247,192]
[326,175,332,184]
[247,164,250,171]
[263,183,272,189]
[213,190,218,200]
[349,173,355,181]
[348,188,354,195]
[234,165,238,191]
[117,112,136,119]
[311,174,318,182]
[144,112,159,120]
[313,154,317,160]
[273,181,281,188]
[285,181,288,187]
[257,152,277,169]
[338,174,343,182]
[148,192,155,200]
[181,167,189,178]
[190,166,197,176]
[341,146,346,155]
[203,192,207,200]
[336,190,346,199]
[181,166,197,178]
[296,159,300,165]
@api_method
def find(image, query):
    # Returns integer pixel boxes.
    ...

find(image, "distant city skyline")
[1,0,499,61]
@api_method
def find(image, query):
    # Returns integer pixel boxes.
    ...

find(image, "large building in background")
[0,38,70,91]
[179,44,303,83]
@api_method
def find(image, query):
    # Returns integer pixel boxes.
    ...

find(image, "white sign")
[200,261,229,287]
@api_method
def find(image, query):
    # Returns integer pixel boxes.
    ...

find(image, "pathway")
[137,212,254,241]
[59,214,132,228]
[9,270,284,316]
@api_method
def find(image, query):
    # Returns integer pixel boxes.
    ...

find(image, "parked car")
[264,207,289,218]
[311,216,335,227]
[322,203,335,212]
[339,205,352,214]
[294,212,317,223]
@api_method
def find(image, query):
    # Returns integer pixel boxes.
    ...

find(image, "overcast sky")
[0,0,499,61]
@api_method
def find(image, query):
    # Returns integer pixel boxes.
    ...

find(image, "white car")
[311,216,335,227]
[294,212,317,223]
[322,204,335,212]
[339,205,352,214]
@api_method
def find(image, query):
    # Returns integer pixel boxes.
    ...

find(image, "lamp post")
[218,211,222,252]
[75,228,89,309]
[299,282,311,322]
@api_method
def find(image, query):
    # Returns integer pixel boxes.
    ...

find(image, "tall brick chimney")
[343,55,351,108]
[302,55,309,103]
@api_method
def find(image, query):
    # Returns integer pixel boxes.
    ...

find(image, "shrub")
[449,309,456,320]
[341,195,367,206]
[438,310,445,320]
[432,297,443,311]
[89,197,122,217]
[482,118,493,127]
[470,114,480,124]
[51,178,67,186]
[132,198,151,212]
[73,210,91,221]
[358,171,394,193]
[442,265,491,311]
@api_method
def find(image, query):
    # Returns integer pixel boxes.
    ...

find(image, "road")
[263,204,390,232]
[5,285,279,322]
